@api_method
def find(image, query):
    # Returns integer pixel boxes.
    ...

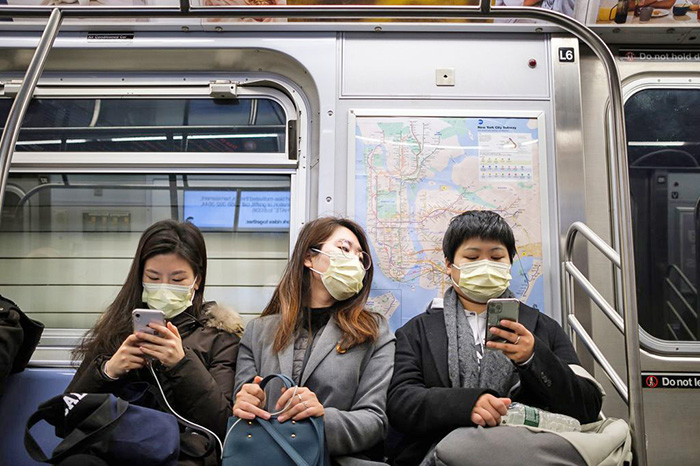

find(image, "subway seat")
[0,368,75,465]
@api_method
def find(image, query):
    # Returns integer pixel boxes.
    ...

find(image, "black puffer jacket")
[67,302,243,456]
[0,294,43,395]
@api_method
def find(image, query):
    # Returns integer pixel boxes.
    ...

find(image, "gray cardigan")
[234,313,396,458]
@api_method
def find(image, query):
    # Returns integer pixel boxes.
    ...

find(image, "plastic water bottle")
[500,403,581,433]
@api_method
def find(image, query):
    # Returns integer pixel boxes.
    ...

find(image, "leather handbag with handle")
[222,374,329,466]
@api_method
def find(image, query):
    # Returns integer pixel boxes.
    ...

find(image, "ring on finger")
[514,335,521,345]
[302,401,309,409]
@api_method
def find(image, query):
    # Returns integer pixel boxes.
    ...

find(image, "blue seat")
[0,368,75,465]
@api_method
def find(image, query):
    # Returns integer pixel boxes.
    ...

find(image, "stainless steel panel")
[550,36,595,375]
[341,32,550,100]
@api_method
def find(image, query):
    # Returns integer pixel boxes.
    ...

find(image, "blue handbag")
[222,374,329,466]
[24,392,180,465]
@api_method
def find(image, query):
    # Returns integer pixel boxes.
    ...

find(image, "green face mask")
[310,250,366,301]
[451,260,512,303]
[141,279,196,319]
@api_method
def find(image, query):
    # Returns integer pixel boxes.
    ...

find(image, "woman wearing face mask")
[233,217,396,463]
[67,219,243,465]
[387,211,603,466]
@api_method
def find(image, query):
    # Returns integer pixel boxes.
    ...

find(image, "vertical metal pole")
[0,8,63,222]
[609,77,649,466]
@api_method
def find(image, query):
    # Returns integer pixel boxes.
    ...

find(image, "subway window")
[0,91,297,338]
[0,97,287,153]
[0,173,290,330]
[626,88,700,343]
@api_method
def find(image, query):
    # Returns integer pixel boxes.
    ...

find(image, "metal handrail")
[667,264,698,296]
[665,278,698,320]
[566,221,621,268]
[565,261,624,333]
[569,314,629,402]
[666,301,697,341]
[564,221,645,465]
[0,8,62,216]
[0,3,645,464]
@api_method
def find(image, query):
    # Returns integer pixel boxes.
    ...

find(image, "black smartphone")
[485,298,520,343]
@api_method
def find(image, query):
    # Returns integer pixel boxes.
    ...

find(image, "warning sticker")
[642,373,700,389]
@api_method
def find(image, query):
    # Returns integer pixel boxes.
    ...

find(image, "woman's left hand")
[136,322,186,368]
[485,320,535,365]
[275,386,324,423]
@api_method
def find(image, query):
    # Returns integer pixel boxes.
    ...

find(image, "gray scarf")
[443,287,518,395]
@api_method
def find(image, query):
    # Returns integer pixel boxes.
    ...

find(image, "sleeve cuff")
[95,357,119,382]
[515,352,535,368]
[159,347,195,376]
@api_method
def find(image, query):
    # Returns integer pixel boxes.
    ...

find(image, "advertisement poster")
[3,0,578,22]
[594,0,700,25]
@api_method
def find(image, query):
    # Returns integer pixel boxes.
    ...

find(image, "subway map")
[353,116,545,330]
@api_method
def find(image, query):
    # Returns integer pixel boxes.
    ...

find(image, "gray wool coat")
[234,312,396,459]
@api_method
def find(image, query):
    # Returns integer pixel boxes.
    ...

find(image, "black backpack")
[0,294,44,377]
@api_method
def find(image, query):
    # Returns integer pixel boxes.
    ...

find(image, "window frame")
[622,76,700,355]
[1,81,299,170]
[0,76,309,365]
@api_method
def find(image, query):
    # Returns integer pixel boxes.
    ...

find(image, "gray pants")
[422,426,587,466]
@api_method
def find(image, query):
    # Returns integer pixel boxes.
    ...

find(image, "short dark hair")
[442,210,517,263]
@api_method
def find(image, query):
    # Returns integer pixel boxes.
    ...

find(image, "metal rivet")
[291,434,296,438]
[292,421,296,424]
[374,26,382,32]
[215,26,223,32]
[327,110,333,116]
[247,434,252,438]
[535,27,543,33]
[248,421,252,425]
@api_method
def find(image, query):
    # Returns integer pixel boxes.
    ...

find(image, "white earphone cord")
[221,383,299,460]
[148,363,224,454]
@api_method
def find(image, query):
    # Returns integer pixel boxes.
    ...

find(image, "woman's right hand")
[470,394,511,427]
[103,334,147,379]
[233,376,271,420]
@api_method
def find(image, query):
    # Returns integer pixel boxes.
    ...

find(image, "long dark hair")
[73,220,208,361]
[262,217,378,352]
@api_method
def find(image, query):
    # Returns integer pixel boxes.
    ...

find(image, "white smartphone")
[132,309,166,336]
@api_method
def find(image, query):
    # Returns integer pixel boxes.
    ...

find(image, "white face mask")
[141,279,197,319]
[451,260,512,303]
[310,250,366,301]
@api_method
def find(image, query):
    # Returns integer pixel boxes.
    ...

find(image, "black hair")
[442,210,517,263]
[73,219,207,361]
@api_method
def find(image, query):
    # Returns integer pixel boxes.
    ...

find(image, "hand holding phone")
[132,309,166,336]
[485,298,520,344]
[132,310,185,368]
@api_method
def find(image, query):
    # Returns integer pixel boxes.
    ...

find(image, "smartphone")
[485,298,520,344]
[132,309,166,336]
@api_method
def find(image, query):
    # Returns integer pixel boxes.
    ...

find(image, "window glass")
[0,173,290,329]
[0,97,286,153]
[626,89,700,342]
